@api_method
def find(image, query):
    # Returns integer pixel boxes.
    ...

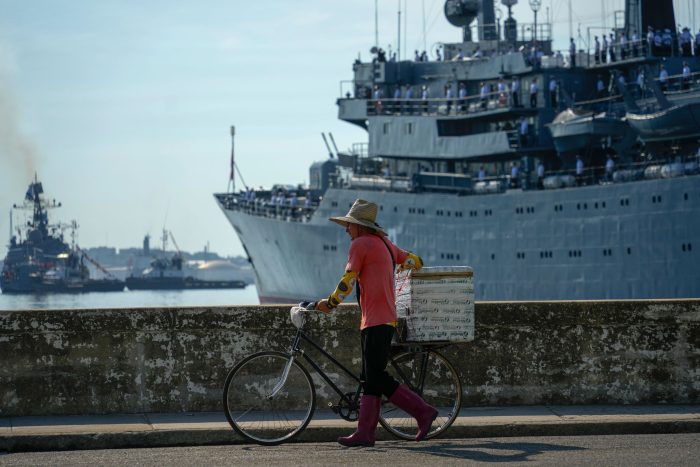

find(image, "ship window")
[436,119,472,136]
[405,123,413,134]
[491,253,495,260]
[383,122,390,134]
[682,243,693,251]
[603,248,612,256]
[602,201,606,208]
[627,247,632,255]
[332,201,338,207]
[394,206,397,212]
[684,193,688,200]
[594,202,598,209]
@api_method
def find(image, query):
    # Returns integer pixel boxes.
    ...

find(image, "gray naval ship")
[215,0,700,303]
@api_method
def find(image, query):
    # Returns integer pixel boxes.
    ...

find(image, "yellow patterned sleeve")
[327,271,357,309]
[398,252,423,271]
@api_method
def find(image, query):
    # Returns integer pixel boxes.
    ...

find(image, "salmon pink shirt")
[346,232,408,330]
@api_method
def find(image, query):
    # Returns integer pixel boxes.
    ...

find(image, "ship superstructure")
[215,0,700,303]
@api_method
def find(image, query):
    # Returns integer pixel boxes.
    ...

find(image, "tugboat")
[1,177,125,294]
[215,0,700,303]
[125,231,247,290]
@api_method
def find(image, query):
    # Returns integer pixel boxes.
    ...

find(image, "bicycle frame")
[288,327,362,409]
[282,324,439,408]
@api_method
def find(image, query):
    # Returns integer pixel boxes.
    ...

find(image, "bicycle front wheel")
[379,349,462,440]
[223,351,316,445]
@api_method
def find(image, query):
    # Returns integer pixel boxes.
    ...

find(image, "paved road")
[1,433,698,466]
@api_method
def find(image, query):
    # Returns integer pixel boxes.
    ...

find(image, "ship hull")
[125,277,246,291]
[217,175,700,303]
[2,279,126,294]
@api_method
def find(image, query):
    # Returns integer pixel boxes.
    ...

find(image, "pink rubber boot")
[388,384,438,441]
[337,395,381,447]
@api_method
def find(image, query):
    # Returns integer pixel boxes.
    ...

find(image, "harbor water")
[0,285,260,311]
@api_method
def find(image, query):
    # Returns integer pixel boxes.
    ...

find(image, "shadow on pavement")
[378,440,585,462]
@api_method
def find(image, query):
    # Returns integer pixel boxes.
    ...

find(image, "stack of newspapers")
[395,266,474,343]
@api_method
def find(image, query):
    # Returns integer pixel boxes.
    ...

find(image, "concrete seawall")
[0,300,698,417]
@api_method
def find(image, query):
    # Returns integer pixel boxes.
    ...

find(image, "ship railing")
[573,70,700,110]
[350,142,368,158]
[219,193,319,223]
[581,38,651,68]
[366,89,518,117]
[652,69,700,94]
[572,93,623,108]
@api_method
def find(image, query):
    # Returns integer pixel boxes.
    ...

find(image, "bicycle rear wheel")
[379,349,462,440]
[223,351,316,445]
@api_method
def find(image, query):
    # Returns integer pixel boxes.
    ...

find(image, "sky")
[1,1,696,258]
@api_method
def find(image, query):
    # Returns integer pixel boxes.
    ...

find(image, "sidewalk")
[1,405,699,452]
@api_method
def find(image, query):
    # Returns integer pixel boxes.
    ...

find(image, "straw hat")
[329,199,386,235]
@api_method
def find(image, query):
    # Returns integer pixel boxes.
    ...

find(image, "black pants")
[360,324,399,397]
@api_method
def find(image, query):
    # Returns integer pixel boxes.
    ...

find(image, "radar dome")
[444,0,480,27]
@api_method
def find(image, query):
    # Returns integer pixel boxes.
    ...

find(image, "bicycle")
[223,302,462,445]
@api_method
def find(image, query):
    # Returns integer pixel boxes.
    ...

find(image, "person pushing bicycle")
[316,198,436,447]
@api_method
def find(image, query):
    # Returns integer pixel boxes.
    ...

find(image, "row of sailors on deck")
[648,26,700,57]
[492,155,615,190]
[242,188,312,208]
[592,31,643,64]
[594,61,694,99]
[373,58,694,114]
[372,76,553,114]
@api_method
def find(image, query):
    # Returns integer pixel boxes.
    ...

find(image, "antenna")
[403,0,407,61]
[328,133,340,155]
[568,0,573,43]
[229,125,236,193]
[422,0,427,53]
[321,133,335,159]
[375,0,379,52]
[397,0,401,61]
[162,228,168,253]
